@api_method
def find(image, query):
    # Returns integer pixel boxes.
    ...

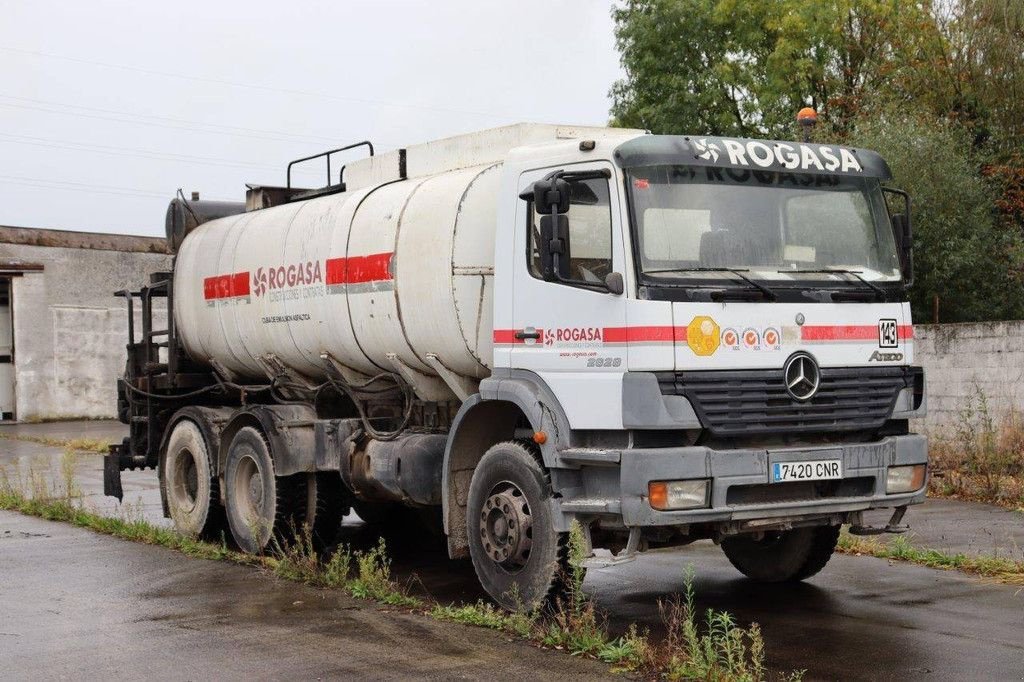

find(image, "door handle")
[514,329,541,340]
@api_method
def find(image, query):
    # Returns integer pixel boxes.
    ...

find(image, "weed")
[60,448,79,499]
[348,538,421,607]
[656,565,789,682]
[596,624,652,672]
[929,385,1024,508]
[266,523,354,589]
[542,521,610,656]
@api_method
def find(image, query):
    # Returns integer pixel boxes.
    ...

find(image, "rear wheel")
[223,426,314,553]
[467,441,570,611]
[721,525,841,583]
[162,420,223,538]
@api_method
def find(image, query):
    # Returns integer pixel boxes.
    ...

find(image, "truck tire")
[721,524,841,583]
[223,426,313,553]
[467,441,569,611]
[162,420,223,538]
[312,472,348,549]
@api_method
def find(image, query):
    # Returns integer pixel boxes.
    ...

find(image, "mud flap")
[103,444,124,502]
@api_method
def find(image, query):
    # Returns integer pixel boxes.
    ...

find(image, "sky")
[0,0,623,236]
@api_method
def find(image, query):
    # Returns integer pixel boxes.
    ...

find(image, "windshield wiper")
[645,267,777,301]
[783,268,886,301]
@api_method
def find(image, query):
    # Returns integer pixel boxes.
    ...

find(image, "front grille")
[657,366,914,437]
[726,477,875,506]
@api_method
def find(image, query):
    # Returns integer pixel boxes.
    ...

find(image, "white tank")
[173,124,625,400]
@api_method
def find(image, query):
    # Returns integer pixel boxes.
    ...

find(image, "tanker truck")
[105,123,927,609]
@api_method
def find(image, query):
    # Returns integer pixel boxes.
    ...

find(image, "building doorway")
[0,278,14,420]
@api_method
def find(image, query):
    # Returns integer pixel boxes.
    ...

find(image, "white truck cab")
[470,131,925,604]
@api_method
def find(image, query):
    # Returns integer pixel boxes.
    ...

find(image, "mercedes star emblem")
[784,352,820,401]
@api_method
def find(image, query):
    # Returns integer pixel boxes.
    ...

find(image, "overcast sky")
[0,0,623,236]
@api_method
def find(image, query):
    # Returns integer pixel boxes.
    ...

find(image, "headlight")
[887,464,927,493]
[648,479,710,510]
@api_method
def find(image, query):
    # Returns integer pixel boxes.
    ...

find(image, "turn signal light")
[886,464,927,494]
[648,480,710,510]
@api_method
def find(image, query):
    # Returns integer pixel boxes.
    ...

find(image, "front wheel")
[466,441,570,611]
[721,524,840,583]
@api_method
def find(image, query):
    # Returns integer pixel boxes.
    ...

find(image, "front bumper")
[573,434,927,528]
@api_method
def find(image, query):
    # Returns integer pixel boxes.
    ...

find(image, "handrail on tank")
[286,140,374,190]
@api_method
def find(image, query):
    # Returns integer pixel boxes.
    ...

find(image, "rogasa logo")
[251,261,323,297]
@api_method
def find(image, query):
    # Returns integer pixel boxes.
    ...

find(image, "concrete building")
[0,226,170,421]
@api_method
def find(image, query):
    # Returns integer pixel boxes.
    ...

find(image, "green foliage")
[610,0,932,138]
[348,537,421,607]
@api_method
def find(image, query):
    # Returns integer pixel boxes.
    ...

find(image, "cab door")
[509,162,628,429]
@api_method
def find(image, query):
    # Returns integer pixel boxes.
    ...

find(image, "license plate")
[772,460,842,483]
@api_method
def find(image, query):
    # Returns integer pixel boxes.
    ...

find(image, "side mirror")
[604,272,624,295]
[883,187,913,287]
[532,178,571,215]
[539,214,571,281]
[895,213,913,286]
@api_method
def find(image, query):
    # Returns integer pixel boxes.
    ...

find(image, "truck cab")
[460,133,925,606]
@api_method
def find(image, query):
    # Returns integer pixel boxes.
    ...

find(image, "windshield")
[628,166,902,285]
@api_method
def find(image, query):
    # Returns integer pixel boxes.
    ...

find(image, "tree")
[609,0,933,138]
[847,115,1024,322]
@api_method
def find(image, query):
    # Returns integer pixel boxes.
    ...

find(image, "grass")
[837,533,1024,585]
[0,431,112,454]
[0,463,803,681]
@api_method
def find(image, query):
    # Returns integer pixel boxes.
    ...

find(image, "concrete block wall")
[913,322,1024,435]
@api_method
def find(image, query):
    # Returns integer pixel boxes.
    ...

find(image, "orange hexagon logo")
[687,316,721,356]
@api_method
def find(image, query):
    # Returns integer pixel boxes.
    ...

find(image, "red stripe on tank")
[203,272,250,300]
[325,252,394,285]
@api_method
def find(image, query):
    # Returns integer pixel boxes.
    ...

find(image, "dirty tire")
[467,440,569,612]
[721,524,841,583]
[223,426,314,553]
[162,420,223,538]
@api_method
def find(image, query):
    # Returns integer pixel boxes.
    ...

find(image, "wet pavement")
[2,422,1023,680]
[0,512,611,681]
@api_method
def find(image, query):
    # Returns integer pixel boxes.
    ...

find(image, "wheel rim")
[170,447,199,513]
[232,453,264,527]
[479,481,533,572]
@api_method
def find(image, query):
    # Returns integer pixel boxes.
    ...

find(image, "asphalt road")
[0,511,611,681]
[2,421,1023,680]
